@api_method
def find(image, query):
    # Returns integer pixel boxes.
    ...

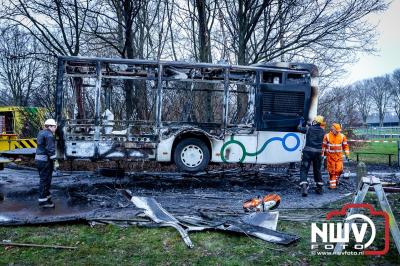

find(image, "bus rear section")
[55,57,317,172]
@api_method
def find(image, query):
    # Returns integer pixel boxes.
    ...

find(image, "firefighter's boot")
[315,185,323,195]
[301,183,308,197]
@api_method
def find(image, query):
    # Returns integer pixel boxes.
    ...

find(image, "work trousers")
[327,157,343,189]
[36,160,54,199]
[299,151,323,186]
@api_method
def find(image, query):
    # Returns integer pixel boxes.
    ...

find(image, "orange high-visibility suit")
[322,124,350,189]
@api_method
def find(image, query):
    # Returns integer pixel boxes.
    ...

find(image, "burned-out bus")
[55,56,318,172]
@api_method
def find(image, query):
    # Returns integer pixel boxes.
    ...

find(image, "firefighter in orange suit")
[322,123,350,189]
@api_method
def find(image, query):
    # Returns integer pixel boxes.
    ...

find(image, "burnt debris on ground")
[1,164,399,246]
[0,166,355,223]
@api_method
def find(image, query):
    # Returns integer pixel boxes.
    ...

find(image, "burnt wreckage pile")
[125,193,298,247]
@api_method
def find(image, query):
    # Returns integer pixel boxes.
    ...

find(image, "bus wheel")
[174,138,210,172]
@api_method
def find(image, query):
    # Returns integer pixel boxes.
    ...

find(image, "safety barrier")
[348,139,398,143]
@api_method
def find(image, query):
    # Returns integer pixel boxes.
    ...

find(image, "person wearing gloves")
[298,115,326,197]
[322,123,350,189]
[35,118,57,208]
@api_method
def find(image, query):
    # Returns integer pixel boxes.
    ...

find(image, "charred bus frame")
[55,56,318,172]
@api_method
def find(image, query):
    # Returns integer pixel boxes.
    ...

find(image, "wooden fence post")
[356,162,367,186]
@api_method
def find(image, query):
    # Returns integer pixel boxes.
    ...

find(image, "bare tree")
[219,0,271,119]
[2,0,92,56]
[218,0,387,112]
[319,86,360,127]
[0,0,389,128]
[193,0,217,122]
[391,69,400,126]
[0,27,42,106]
[30,59,57,113]
[353,80,372,125]
[369,75,392,127]
[193,0,216,63]
[86,0,166,120]
[1,0,96,122]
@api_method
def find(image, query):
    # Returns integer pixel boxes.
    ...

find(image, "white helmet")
[44,119,57,126]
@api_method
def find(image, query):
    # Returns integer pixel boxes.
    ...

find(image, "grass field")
[349,139,399,165]
[1,194,399,265]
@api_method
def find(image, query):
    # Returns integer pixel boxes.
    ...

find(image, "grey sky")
[341,0,400,86]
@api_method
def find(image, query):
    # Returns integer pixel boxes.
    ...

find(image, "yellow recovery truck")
[0,106,46,151]
[0,106,46,169]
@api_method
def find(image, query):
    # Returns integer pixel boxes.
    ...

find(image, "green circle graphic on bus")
[220,133,301,163]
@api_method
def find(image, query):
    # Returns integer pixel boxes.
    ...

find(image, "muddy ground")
[0,162,399,227]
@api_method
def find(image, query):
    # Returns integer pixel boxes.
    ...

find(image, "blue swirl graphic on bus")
[220,133,301,163]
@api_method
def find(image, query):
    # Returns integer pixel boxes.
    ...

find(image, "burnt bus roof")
[251,62,318,77]
[58,56,315,75]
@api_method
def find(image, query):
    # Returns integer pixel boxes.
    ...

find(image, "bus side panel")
[211,134,258,163]
[156,136,175,162]
[65,141,95,158]
[65,140,157,159]
[256,132,305,164]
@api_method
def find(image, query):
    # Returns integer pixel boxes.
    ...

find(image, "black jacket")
[298,124,325,153]
[36,129,55,158]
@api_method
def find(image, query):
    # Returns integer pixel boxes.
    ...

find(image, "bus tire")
[174,138,210,172]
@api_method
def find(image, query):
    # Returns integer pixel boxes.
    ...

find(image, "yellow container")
[0,134,17,151]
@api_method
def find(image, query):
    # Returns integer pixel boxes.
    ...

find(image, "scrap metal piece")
[215,221,299,245]
[181,212,294,244]
[128,195,194,248]
[180,214,298,245]
[241,211,279,231]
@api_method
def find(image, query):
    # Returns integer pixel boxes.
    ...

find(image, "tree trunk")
[123,0,136,120]
[236,36,248,123]
[195,0,213,122]
[362,114,367,125]
[235,0,249,123]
